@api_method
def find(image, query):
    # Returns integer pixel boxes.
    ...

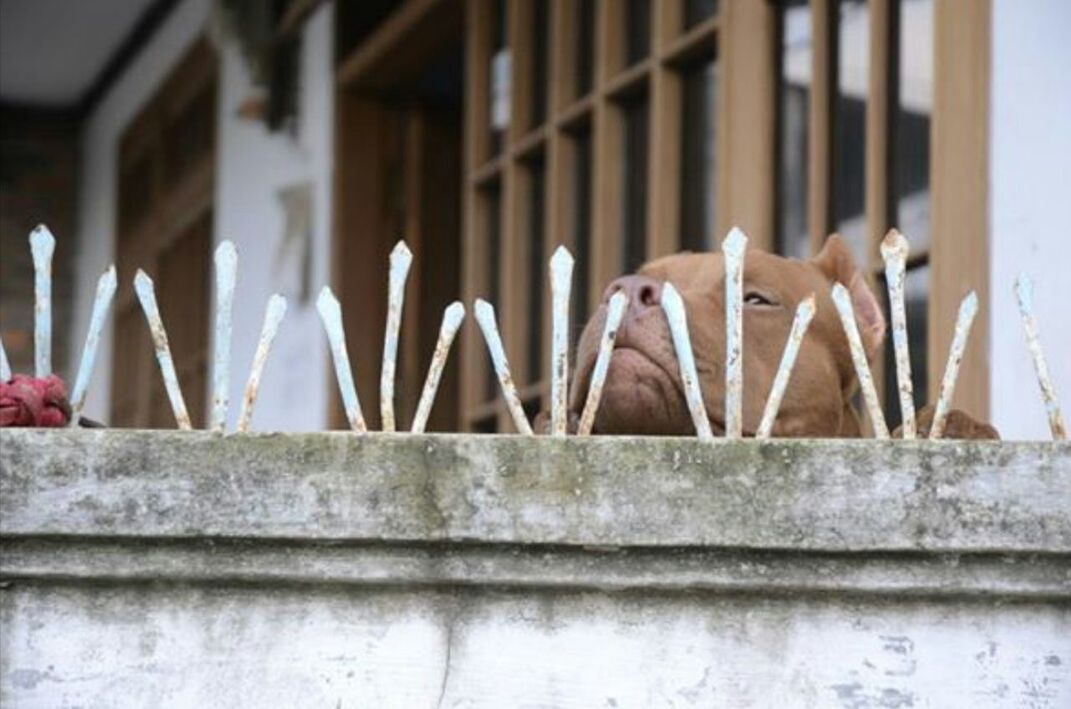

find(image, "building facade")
[2,0,1066,439]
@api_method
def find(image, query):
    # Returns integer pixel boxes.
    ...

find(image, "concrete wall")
[988,0,1071,440]
[2,430,1069,707]
[71,0,335,430]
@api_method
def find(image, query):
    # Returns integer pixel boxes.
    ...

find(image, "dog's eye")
[744,291,775,307]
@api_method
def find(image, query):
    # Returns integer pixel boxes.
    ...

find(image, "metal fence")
[1,223,1065,440]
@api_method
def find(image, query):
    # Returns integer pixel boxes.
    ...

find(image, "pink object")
[0,374,71,427]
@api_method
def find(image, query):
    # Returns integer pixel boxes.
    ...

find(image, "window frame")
[461,0,729,432]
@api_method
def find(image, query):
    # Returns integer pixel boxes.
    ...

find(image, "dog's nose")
[603,274,663,310]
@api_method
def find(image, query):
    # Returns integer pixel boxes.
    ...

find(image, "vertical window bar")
[680,60,718,252]
[832,0,870,263]
[622,96,649,272]
[776,0,812,259]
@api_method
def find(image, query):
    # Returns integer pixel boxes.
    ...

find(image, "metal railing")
[1,223,1065,440]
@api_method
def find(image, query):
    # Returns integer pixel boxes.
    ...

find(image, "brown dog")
[550,235,996,439]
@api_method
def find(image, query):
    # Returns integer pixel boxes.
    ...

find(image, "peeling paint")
[578,292,627,436]
[69,265,117,425]
[881,230,916,439]
[832,283,889,438]
[930,292,979,440]
[661,283,713,440]
[411,302,465,434]
[381,240,413,432]
[133,270,192,430]
[237,294,287,433]
[29,225,55,377]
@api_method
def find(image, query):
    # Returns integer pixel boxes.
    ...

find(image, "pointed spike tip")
[30,224,56,250]
[215,239,237,260]
[550,244,574,265]
[722,227,748,255]
[961,290,979,316]
[880,229,909,259]
[391,239,414,263]
[474,298,494,321]
[443,301,466,327]
[1015,274,1034,310]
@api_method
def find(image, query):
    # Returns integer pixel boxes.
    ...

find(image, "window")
[111,38,216,428]
[461,0,721,431]
[772,0,938,428]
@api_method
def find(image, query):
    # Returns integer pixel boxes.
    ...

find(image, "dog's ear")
[812,234,886,358]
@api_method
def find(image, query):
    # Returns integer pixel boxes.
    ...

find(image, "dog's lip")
[611,345,682,393]
[608,346,755,437]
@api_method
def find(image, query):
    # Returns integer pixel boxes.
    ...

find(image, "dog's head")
[570,235,885,437]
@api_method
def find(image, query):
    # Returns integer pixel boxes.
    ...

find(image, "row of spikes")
[1,224,1064,440]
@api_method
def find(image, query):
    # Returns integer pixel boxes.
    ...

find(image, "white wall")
[72,0,335,431]
[212,4,333,432]
[989,0,1071,440]
[72,0,211,422]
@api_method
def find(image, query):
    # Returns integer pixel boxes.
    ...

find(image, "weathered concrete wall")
[2,430,1070,707]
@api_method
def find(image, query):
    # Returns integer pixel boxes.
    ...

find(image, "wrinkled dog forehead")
[639,252,726,294]
[637,249,824,304]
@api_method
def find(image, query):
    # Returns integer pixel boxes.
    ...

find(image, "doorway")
[334,1,464,431]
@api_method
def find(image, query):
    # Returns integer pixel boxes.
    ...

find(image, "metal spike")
[881,229,916,438]
[237,294,287,433]
[831,282,889,438]
[756,294,816,439]
[134,270,191,430]
[0,335,11,381]
[411,302,465,433]
[474,298,533,435]
[381,240,413,432]
[317,286,367,433]
[661,283,714,440]
[211,240,238,433]
[930,292,978,440]
[722,227,748,439]
[577,291,627,436]
[549,245,574,437]
[69,266,117,426]
[30,225,55,377]
[1014,275,1067,440]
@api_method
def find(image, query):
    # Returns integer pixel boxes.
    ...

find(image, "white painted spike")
[411,301,466,433]
[381,240,413,432]
[661,283,714,440]
[317,286,367,433]
[930,291,978,440]
[474,298,534,435]
[69,265,118,426]
[881,229,916,439]
[722,227,748,439]
[29,225,55,377]
[577,291,627,436]
[237,294,288,433]
[0,335,11,381]
[134,270,192,430]
[831,282,889,438]
[1014,275,1067,440]
[756,294,816,439]
[211,240,238,433]
[549,245,574,437]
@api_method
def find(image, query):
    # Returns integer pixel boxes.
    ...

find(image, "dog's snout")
[604,274,663,310]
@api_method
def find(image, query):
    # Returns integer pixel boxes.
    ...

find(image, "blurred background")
[0,0,1067,438]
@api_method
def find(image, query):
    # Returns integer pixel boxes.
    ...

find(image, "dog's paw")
[533,410,580,435]
[901,405,1000,440]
